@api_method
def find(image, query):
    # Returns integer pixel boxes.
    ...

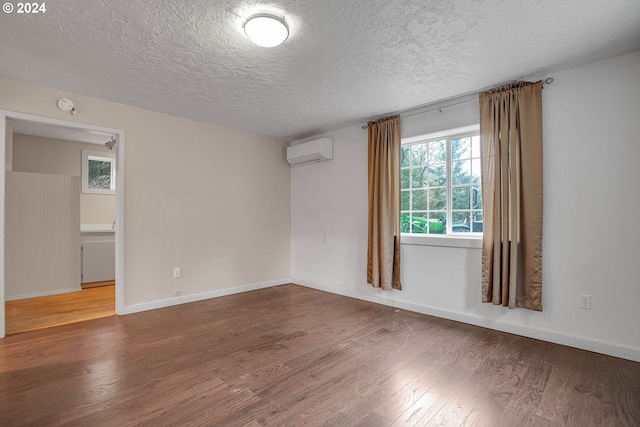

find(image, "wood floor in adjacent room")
[4,285,115,335]
[0,284,638,426]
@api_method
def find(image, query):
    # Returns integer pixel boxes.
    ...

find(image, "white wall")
[291,50,640,362]
[0,76,291,311]
[12,134,116,225]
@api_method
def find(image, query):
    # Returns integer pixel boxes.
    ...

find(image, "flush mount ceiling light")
[243,12,289,47]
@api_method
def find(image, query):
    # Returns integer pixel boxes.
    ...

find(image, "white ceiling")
[1,0,639,141]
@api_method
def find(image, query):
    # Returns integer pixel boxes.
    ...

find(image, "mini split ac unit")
[286,138,333,165]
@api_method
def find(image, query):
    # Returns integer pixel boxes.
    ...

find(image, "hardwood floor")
[5,285,115,335]
[0,284,638,426]
[81,280,116,289]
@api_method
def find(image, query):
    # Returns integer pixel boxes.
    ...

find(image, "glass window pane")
[472,135,481,158]
[452,186,470,210]
[471,187,482,210]
[428,213,446,234]
[411,167,426,188]
[401,168,410,189]
[88,159,111,189]
[452,137,470,160]
[401,146,410,167]
[471,159,481,185]
[427,165,446,187]
[430,211,446,222]
[412,189,427,210]
[400,213,411,233]
[452,160,470,185]
[471,210,483,232]
[428,188,446,211]
[401,190,410,211]
[452,211,470,233]
[411,213,429,234]
[428,139,446,163]
[411,143,427,166]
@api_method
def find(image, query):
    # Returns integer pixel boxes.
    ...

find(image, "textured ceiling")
[1,0,639,141]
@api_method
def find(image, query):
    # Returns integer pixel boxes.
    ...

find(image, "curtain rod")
[362,77,554,129]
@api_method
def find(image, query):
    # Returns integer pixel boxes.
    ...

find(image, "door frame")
[0,110,125,337]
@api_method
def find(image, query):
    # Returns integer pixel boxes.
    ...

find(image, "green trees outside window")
[88,159,112,189]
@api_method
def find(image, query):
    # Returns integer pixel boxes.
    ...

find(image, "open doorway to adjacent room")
[0,111,125,336]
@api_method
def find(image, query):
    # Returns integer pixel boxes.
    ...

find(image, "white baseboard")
[291,277,640,363]
[5,287,82,301]
[122,277,291,315]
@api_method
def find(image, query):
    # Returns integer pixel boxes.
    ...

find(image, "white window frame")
[401,125,482,248]
[82,150,115,195]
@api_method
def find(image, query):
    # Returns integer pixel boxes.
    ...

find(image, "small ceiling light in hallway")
[243,12,289,47]
[105,137,116,150]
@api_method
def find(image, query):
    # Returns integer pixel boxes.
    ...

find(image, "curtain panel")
[367,115,402,290]
[480,81,543,311]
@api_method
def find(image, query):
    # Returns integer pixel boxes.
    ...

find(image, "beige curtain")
[367,115,402,290]
[480,81,543,311]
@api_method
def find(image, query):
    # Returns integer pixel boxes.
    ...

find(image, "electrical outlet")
[323,234,329,243]
[579,294,591,310]
[173,268,181,279]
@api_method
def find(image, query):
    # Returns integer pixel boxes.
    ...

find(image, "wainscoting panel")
[6,171,81,300]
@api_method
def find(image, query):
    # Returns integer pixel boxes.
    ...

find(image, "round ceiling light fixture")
[243,12,289,47]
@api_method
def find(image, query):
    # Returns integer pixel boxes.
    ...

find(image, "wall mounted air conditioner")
[286,138,333,165]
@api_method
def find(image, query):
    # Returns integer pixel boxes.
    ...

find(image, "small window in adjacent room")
[82,150,115,194]
[401,125,482,236]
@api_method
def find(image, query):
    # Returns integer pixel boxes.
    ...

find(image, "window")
[82,150,115,195]
[401,125,482,235]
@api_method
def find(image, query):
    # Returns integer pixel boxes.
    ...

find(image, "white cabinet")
[81,229,115,284]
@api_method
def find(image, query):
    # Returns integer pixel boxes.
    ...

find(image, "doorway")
[0,110,125,337]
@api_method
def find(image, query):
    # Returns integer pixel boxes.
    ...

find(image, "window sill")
[400,233,482,249]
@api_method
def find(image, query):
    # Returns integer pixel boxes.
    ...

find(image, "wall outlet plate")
[579,294,591,310]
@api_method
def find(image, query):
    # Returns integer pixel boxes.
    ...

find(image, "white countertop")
[81,224,115,233]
